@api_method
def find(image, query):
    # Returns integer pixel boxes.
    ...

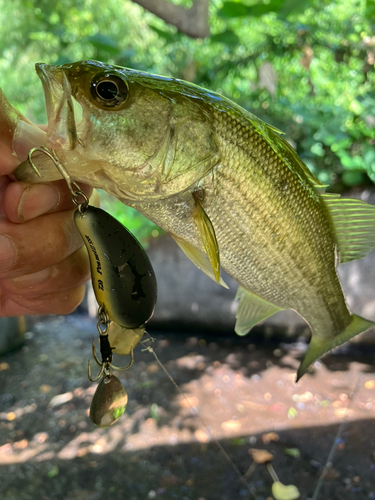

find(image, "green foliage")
[1,0,374,241]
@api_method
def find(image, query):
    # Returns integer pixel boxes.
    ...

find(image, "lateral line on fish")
[141,340,260,500]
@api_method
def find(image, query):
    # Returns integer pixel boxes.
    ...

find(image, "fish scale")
[13,60,375,379]
[208,112,350,336]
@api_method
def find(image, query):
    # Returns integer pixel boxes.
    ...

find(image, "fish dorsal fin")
[235,286,283,336]
[322,194,375,263]
[192,192,221,284]
[244,111,326,191]
[171,234,228,288]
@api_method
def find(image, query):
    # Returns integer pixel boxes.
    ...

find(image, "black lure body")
[75,206,157,329]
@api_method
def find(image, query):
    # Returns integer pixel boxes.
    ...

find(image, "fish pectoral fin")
[322,194,375,263]
[171,234,228,288]
[297,314,375,381]
[192,194,221,285]
[235,287,283,336]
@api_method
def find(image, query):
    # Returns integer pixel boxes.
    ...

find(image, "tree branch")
[131,0,210,39]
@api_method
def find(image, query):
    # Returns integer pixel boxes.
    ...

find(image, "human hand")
[0,121,95,316]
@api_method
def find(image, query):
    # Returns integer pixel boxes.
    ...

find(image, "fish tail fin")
[297,314,375,382]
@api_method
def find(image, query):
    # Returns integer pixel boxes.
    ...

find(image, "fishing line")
[310,371,362,500]
[140,337,260,500]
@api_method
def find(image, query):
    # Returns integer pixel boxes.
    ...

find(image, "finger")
[0,89,21,174]
[0,209,84,278]
[0,176,12,215]
[0,246,90,297]
[4,180,96,223]
[0,283,86,316]
[0,89,46,175]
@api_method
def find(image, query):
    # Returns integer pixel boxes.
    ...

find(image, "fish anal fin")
[235,286,283,336]
[322,194,375,263]
[171,234,228,288]
[192,192,221,284]
[297,314,375,381]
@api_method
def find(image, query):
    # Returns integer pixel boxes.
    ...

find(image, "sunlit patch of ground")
[0,315,374,500]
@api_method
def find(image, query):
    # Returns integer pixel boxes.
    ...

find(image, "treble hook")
[28,146,89,210]
[87,335,134,382]
[88,306,134,381]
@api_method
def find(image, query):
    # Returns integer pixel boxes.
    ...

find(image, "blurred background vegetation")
[1,0,374,240]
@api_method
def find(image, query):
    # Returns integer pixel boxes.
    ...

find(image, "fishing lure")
[28,146,157,428]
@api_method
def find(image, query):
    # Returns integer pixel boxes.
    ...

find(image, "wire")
[140,339,260,500]
[310,371,362,500]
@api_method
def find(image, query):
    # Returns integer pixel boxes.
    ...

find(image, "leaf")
[278,0,312,17]
[148,24,174,42]
[287,407,297,419]
[249,448,274,464]
[272,481,300,500]
[47,465,59,478]
[338,152,364,169]
[86,33,119,55]
[284,447,300,458]
[54,55,72,65]
[261,432,279,444]
[218,2,251,18]
[342,170,365,187]
[150,403,160,421]
[211,29,240,45]
[365,0,375,19]
[231,437,248,446]
[247,0,284,17]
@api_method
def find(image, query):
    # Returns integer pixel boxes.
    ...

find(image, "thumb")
[0,88,46,175]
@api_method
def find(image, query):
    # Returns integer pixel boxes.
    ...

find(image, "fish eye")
[90,74,128,108]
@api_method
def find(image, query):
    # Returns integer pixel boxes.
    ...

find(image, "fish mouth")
[13,63,87,183]
[36,63,84,151]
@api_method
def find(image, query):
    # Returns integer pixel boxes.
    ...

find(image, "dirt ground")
[0,314,375,500]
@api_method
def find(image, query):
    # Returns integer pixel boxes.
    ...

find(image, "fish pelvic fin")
[322,194,375,263]
[192,191,221,284]
[171,234,228,288]
[235,286,283,336]
[297,314,375,382]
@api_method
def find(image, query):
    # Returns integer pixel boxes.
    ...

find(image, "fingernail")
[13,119,47,162]
[17,184,60,222]
[12,267,51,289]
[0,234,17,271]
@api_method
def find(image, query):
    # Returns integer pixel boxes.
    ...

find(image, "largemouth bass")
[14,60,375,380]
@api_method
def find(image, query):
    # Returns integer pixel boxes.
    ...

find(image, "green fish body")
[14,61,375,379]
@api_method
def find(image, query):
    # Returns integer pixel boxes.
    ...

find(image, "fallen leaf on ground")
[262,432,279,444]
[323,467,340,480]
[160,473,182,488]
[272,481,300,500]
[48,392,73,408]
[40,384,51,393]
[249,448,274,464]
[284,448,300,458]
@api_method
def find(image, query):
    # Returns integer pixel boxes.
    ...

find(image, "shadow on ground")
[0,315,374,500]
